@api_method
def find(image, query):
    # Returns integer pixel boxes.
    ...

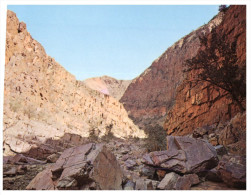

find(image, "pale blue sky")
[8,5,219,80]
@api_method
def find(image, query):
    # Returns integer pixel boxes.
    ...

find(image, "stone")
[26,165,55,190]
[123,180,135,190]
[125,159,137,170]
[135,179,157,190]
[214,145,228,157]
[18,22,26,33]
[3,167,17,176]
[174,174,200,190]
[205,168,222,182]
[139,165,156,179]
[157,172,180,190]
[143,136,218,174]
[3,156,12,164]
[46,153,60,163]
[209,133,219,146]
[218,112,246,155]
[216,154,246,189]
[192,126,212,138]
[156,169,166,180]
[121,154,130,161]
[26,143,123,190]
[8,154,46,165]
[120,147,130,155]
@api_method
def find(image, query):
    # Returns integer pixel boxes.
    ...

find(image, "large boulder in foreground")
[26,143,123,190]
[142,136,218,174]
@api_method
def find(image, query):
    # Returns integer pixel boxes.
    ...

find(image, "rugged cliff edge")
[164,6,246,135]
[120,10,224,129]
[3,10,146,157]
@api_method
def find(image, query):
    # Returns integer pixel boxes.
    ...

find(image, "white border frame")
[0,1,250,195]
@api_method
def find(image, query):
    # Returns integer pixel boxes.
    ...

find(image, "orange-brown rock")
[218,112,246,155]
[3,11,146,156]
[164,6,246,136]
[120,11,224,129]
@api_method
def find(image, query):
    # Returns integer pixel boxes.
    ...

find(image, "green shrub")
[143,124,167,152]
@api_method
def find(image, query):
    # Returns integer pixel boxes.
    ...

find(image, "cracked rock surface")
[26,143,123,190]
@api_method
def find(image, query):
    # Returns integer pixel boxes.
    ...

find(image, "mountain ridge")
[83,75,131,100]
[3,10,146,157]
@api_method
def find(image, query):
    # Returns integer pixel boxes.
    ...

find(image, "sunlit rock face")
[3,10,146,156]
[84,75,131,100]
[164,5,246,136]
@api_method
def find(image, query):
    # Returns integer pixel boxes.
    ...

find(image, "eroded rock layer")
[3,10,146,156]
[164,5,246,136]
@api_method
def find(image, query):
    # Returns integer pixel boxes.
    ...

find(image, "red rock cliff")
[164,5,246,136]
[120,10,224,129]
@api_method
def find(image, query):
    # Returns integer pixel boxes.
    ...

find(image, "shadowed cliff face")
[164,5,246,136]
[120,11,224,129]
[3,10,146,156]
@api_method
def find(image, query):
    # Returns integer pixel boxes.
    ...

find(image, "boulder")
[26,143,123,190]
[135,179,158,190]
[205,168,222,182]
[192,125,214,138]
[157,172,200,190]
[123,180,135,190]
[125,159,137,170]
[46,153,60,163]
[18,22,26,33]
[26,165,55,190]
[139,165,156,179]
[3,156,12,164]
[143,136,218,174]
[218,112,246,155]
[3,167,17,176]
[216,155,246,189]
[174,174,200,190]
[156,169,167,180]
[157,172,180,190]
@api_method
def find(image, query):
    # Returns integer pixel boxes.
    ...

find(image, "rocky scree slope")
[3,10,146,157]
[4,136,245,190]
[120,10,224,129]
[84,75,131,100]
[163,5,246,154]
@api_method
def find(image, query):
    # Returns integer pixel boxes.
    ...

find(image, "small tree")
[219,5,228,12]
[184,28,246,112]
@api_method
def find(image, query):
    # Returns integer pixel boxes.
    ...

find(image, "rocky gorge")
[3,5,246,191]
